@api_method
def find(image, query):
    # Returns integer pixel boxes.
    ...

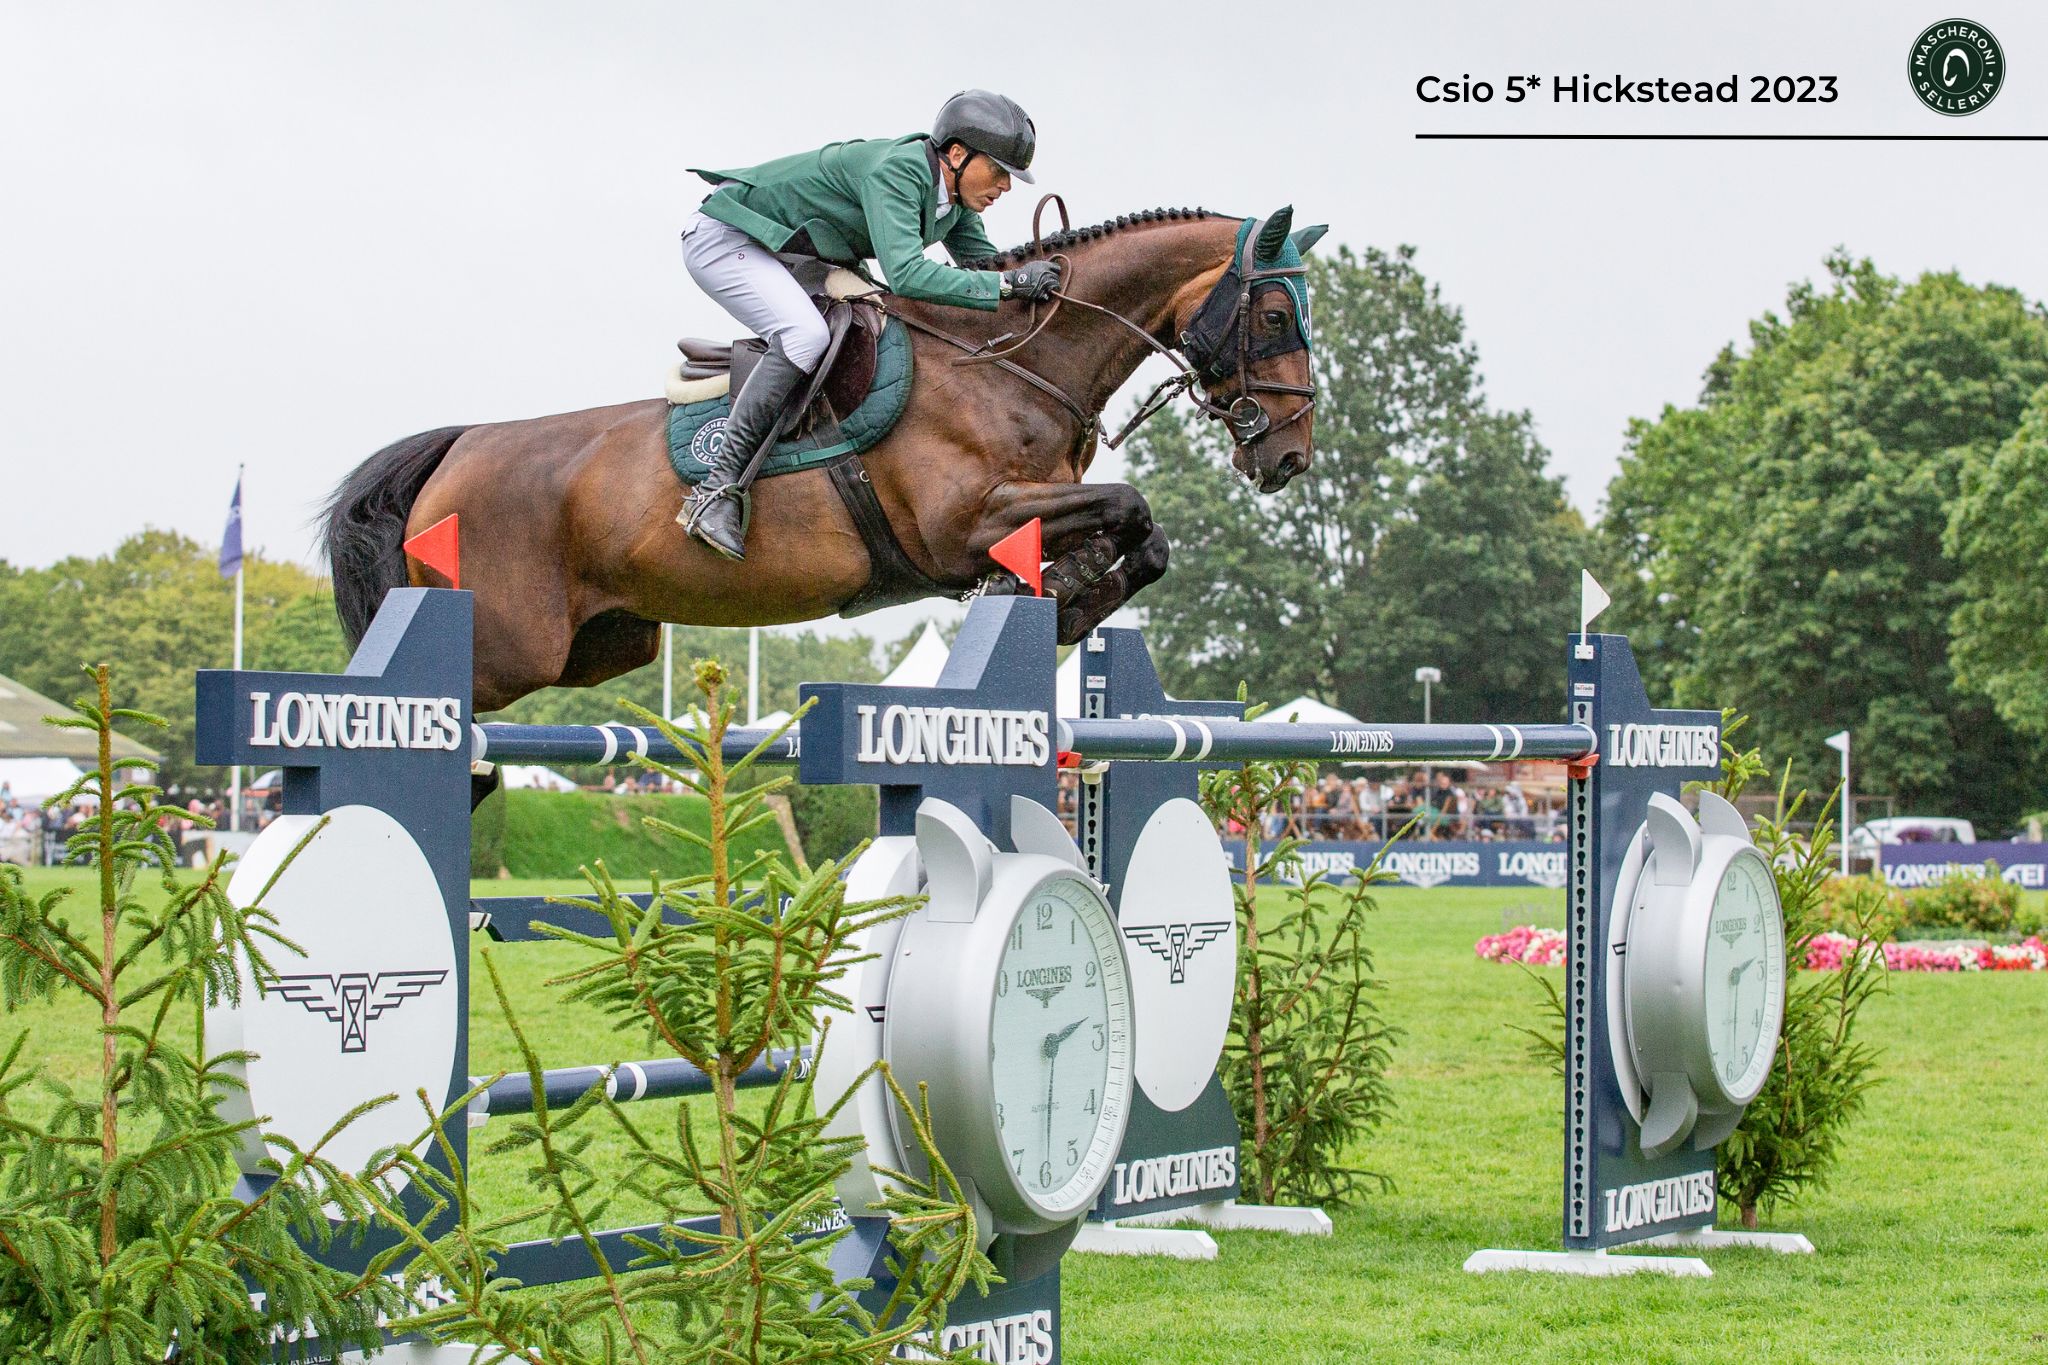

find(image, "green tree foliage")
[1947,383,2048,739]
[1199,737,1398,1207]
[1600,253,2048,825]
[1125,244,1590,723]
[1705,729,1887,1230]
[0,533,342,792]
[381,667,987,1361]
[0,670,407,1360]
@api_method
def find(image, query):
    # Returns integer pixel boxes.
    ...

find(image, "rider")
[678,89,1064,561]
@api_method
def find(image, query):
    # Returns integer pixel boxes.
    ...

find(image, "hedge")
[470,789,792,881]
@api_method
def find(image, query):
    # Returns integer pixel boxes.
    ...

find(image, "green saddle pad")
[667,317,913,485]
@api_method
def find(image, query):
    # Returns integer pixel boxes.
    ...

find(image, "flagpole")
[1824,729,1852,877]
[748,627,761,726]
[662,624,673,725]
[229,465,245,833]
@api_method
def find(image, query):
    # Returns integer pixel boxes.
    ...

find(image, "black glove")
[1000,259,1063,301]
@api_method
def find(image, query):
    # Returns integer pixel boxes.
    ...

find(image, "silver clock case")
[1616,790,1787,1158]
[882,802,1136,1235]
[816,795,1136,1272]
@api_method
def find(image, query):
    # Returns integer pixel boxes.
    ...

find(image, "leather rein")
[875,196,1316,460]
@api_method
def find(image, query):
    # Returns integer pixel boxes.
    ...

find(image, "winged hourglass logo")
[269,971,450,1053]
[1122,922,1230,985]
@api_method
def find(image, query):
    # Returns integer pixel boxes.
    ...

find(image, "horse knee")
[1105,485,1153,539]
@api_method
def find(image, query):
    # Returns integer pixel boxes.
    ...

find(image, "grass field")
[6,869,2046,1362]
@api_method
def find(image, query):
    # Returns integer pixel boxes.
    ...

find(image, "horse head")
[1177,205,1325,493]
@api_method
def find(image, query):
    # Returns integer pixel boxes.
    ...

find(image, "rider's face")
[948,148,1011,212]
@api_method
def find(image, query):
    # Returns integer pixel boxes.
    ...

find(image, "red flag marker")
[403,513,461,589]
[989,518,1043,596]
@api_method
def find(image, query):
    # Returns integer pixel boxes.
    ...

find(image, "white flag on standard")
[1580,570,1611,635]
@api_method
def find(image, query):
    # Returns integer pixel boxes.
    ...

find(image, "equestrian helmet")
[932,89,1036,183]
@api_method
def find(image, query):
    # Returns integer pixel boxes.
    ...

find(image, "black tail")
[322,426,472,646]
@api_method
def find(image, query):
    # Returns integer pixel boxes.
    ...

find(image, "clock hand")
[1042,1016,1085,1059]
[1043,1053,1057,1174]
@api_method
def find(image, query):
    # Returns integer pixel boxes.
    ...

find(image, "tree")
[0,533,335,793]
[1125,244,1589,723]
[1948,384,2048,740]
[1599,253,2048,825]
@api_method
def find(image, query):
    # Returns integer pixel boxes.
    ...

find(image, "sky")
[4,0,2044,644]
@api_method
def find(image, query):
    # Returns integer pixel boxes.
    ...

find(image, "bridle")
[877,198,1316,459]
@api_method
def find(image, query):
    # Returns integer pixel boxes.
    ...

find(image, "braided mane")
[961,206,1224,270]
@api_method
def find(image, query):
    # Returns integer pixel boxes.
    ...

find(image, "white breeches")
[680,212,830,373]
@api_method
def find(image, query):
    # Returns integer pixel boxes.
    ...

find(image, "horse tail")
[323,425,471,646]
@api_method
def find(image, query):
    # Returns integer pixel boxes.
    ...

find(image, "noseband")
[1169,215,1317,447]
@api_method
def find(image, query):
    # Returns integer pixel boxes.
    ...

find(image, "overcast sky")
[4,0,2044,643]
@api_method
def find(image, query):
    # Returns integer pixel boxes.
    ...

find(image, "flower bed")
[1476,925,2048,972]
[1475,925,1566,966]
[1805,932,2046,973]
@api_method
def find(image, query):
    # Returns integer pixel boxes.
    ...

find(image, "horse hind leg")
[557,609,663,691]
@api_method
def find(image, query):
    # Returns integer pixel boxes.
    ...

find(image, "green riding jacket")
[690,133,1003,311]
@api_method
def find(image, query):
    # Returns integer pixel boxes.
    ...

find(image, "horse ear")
[1290,224,1328,255]
[1254,206,1294,262]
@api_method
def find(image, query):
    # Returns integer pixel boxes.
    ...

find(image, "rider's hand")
[1000,260,1063,301]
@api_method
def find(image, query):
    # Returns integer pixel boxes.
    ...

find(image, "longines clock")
[817,794,1135,1270]
[1610,790,1787,1157]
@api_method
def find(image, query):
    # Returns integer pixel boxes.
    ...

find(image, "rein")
[874,199,1314,459]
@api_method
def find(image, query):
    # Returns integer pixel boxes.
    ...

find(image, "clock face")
[988,872,1132,1217]
[1700,848,1784,1101]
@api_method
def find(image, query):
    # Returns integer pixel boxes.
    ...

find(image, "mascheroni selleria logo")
[1909,19,2004,116]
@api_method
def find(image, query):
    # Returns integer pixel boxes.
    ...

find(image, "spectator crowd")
[1,780,269,868]
[1259,769,1560,842]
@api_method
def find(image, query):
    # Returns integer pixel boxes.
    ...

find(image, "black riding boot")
[679,348,811,561]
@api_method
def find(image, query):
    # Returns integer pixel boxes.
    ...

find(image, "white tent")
[501,764,578,792]
[1056,649,1081,718]
[0,756,86,803]
[876,622,1086,717]
[669,707,794,732]
[1252,695,1365,727]
[880,622,951,688]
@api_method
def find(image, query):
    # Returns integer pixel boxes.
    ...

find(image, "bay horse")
[324,205,1320,714]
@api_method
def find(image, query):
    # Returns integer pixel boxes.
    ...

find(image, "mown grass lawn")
[6,871,2045,1362]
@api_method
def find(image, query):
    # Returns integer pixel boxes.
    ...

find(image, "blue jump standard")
[196,583,1718,1361]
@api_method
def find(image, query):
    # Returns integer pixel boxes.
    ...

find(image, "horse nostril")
[1279,451,1307,481]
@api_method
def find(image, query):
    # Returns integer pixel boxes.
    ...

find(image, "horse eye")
[1262,310,1285,327]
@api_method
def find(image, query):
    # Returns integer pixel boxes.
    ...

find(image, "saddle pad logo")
[687,416,729,468]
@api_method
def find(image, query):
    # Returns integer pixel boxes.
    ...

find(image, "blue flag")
[218,475,243,579]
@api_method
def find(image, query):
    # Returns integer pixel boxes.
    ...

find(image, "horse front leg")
[970,481,1166,644]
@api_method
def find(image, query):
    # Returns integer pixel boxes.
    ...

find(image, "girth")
[826,453,961,617]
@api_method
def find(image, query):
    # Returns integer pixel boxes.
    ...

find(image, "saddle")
[667,263,886,442]
[664,261,956,620]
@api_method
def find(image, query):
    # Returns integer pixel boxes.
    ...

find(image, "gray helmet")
[932,89,1037,184]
